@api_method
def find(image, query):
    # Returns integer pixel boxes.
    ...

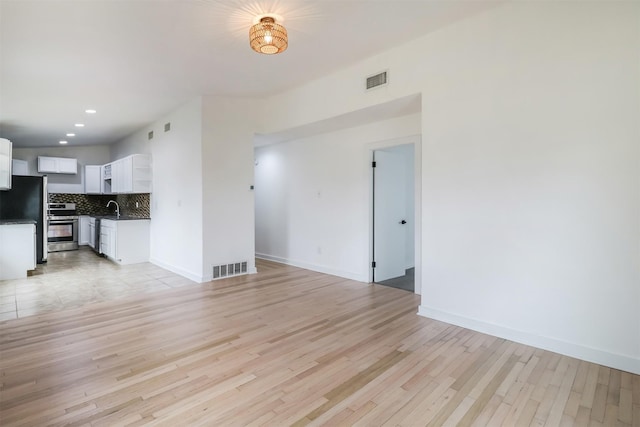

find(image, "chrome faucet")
[106,200,120,219]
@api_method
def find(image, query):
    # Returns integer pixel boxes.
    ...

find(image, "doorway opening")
[372,143,416,293]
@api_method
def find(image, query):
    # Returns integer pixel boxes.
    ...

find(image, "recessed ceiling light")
[59,140,68,144]
[85,109,97,114]
[75,123,84,127]
[66,133,75,137]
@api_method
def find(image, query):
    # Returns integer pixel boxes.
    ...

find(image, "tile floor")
[376,267,415,292]
[0,246,197,321]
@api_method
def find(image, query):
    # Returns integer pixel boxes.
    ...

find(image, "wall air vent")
[212,261,249,280]
[366,71,388,90]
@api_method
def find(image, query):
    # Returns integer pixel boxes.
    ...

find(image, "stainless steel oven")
[47,203,79,252]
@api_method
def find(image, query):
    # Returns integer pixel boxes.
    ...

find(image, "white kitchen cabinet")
[111,158,126,193]
[85,165,102,194]
[0,223,36,280]
[12,158,28,176]
[78,215,90,246]
[0,138,12,190]
[38,156,56,172]
[100,219,150,265]
[38,156,77,174]
[131,154,152,193]
[100,220,116,259]
[88,217,96,249]
[119,156,133,193]
[93,154,152,195]
[58,158,77,173]
[110,154,150,194]
[102,164,112,194]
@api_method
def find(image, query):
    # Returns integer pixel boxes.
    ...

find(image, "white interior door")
[373,149,407,282]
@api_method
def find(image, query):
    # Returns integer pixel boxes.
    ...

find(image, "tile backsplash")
[49,193,151,218]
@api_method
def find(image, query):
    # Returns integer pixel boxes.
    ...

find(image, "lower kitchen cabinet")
[88,217,96,249]
[78,215,90,245]
[99,219,150,265]
[0,223,36,280]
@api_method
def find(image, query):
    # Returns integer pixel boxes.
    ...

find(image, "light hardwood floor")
[0,258,638,426]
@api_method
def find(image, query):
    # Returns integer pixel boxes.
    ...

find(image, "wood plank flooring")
[1,259,638,426]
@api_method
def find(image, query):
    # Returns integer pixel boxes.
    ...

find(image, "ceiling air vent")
[148,131,154,140]
[366,71,388,90]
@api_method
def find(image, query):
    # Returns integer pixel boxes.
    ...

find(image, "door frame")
[366,135,422,295]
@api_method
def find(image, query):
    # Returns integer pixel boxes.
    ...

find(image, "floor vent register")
[213,261,248,279]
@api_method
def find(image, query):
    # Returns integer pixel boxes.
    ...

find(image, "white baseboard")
[256,253,368,282]
[418,305,640,375]
[150,257,206,283]
[200,271,256,283]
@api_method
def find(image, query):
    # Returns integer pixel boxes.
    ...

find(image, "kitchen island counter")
[0,219,37,225]
[0,223,36,280]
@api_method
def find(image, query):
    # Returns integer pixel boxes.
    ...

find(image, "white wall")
[110,129,151,160]
[12,145,110,193]
[103,1,639,374]
[255,114,421,282]
[418,1,640,374]
[255,2,640,374]
[112,95,258,282]
[113,97,204,281]
[201,96,259,280]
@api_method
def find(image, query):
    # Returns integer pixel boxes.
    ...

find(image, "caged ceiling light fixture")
[249,16,288,55]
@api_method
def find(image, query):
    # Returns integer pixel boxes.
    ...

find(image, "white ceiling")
[0,0,501,148]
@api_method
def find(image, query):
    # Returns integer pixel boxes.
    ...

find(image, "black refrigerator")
[0,175,48,263]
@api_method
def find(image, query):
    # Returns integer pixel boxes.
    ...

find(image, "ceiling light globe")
[250,16,288,55]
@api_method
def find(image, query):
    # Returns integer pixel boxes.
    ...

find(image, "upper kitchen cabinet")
[111,157,132,193]
[12,159,29,176]
[38,156,77,174]
[0,138,11,190]
[85,165,102,194]
[104,154,151,194]
[102,163,112,194]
